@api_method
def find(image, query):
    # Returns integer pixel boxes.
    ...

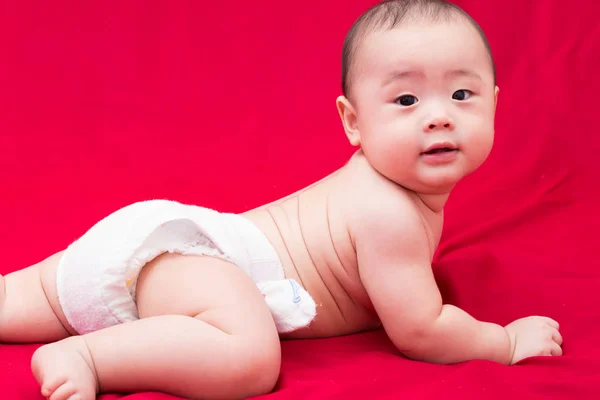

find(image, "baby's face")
[347,20,498,195]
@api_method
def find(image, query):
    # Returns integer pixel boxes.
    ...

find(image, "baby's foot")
[31,336,98,400]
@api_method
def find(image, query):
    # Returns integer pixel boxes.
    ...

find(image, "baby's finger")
[539,317,559,329]
[550,341,563,356]
[552,328,563,345]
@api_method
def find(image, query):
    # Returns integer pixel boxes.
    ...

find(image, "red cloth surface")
[1,0,599,399]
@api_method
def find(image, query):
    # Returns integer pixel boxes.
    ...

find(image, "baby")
[2,1,563,399]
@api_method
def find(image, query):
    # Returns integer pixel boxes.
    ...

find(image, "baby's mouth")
[422,147,457,155]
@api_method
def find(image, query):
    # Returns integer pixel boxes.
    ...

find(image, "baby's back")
[243,154,389,339]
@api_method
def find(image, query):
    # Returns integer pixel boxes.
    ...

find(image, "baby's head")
[336,0,499,195]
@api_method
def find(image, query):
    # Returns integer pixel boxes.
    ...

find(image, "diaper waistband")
[217,213,285,283]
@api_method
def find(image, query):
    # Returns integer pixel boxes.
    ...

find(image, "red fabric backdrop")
[1,0,599,399]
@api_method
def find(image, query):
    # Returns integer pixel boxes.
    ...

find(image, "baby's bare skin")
[244,150,435,339]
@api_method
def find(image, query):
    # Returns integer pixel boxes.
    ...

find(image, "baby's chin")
[389,171,464,196]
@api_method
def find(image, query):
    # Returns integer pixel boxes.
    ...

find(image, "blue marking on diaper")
[290,280,301,303]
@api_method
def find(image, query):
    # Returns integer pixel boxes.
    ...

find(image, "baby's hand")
[504,316,563,365]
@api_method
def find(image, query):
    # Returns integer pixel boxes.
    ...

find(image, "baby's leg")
[0,251,74,343]
[31,253,282,400]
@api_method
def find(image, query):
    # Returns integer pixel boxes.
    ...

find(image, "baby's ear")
[494,86,500,110]
[336,96,361,146]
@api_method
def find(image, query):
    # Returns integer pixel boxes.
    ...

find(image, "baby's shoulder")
[339,161,423,239]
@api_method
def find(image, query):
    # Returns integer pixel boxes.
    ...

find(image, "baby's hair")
[341,0,496,98]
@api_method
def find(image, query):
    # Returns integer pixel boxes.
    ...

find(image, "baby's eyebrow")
[382,70,424,87]
[382,68,482,87]
[445,69,482,81]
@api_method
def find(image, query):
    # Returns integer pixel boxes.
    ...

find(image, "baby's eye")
[452,89,472,101]
[395,95,419,107]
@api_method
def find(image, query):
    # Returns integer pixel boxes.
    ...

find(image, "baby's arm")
[354,196,560,365]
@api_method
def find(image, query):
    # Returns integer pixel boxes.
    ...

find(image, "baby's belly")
[243,203,381,339]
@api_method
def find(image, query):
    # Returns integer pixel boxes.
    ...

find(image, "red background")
[1,0,599,399]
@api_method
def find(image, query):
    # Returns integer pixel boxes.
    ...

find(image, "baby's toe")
[39,375,66,398]
[47,381,77,400]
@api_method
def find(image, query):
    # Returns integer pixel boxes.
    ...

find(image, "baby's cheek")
[469,126,494,162]
[363,130,413,178]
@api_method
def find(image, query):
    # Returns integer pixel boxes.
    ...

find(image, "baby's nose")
[424,115,455,132]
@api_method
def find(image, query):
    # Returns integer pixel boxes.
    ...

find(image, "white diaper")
[56,199,316,335]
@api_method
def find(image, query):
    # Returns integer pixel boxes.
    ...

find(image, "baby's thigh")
[0,250,76,342]
[136,253,278,339]
[38,251,78,334]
